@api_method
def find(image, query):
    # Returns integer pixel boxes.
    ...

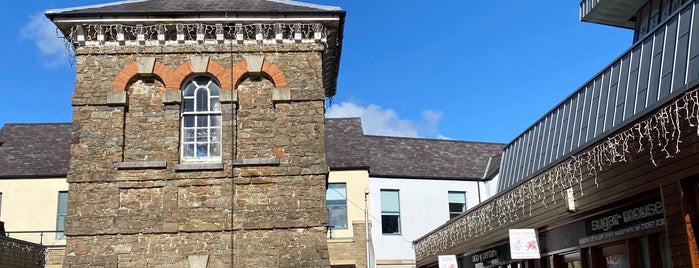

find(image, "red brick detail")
[112,62,139,91]
[207,60,232,90]
[152,62,175,90]
[273,147,289,158]
[231,60,288,88]
[231,61,248,89]
[171,61,193,90]
[261,60,288,88]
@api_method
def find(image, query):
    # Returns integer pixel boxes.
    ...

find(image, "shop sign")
[509,229,541,259]
[579,197,664,244]
[469,244,510,267]
[438,255,458,268]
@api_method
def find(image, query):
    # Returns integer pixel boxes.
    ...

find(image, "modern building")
[0,123,71,267]
[414,0,699,267]
[325,118,504,268]
[44,0,344,266]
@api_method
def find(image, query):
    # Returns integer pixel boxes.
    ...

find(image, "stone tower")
[46,0,344,266]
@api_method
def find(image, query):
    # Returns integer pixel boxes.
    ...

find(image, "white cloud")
[20,13,69,67]
[326,101,446,139]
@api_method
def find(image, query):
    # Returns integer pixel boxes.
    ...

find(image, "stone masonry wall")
[64,44,330,267]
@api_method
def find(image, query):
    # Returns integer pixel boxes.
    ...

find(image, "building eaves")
[45,0,344,18]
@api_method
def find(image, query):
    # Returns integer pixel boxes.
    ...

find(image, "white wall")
[368,177,480,264]
[0,177,68,246]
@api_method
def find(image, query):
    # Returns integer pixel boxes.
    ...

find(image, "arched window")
[181,76,222,162]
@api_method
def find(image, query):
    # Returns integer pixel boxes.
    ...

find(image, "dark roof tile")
[46,0,343,16]
[0,123,72,178]
[324,118,369,170]
[365,135,504,180]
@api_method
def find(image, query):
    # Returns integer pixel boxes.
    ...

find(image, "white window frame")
[180,76,222,162]
[448,191,466,219]
[380,189,401,235]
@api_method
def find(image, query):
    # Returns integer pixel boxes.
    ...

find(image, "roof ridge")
[45,0,149,15]
[364,135,505,145]
[2,122,72,126]
[265,0,342,11]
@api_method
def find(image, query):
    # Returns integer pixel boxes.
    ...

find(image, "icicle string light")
[414,88,699,260]
[64,23,328,46]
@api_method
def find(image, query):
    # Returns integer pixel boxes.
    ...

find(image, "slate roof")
[45,0,343,17]
[365,135,504,180]
[0,119,504,181]
[324,118,370,170]
[0,123,72,178]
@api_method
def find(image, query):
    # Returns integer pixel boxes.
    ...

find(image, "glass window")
[56,191,68,240]
[327,183,348,229]
[448,191,466,219]
[181,76,222,162]
[0,192,3,218]
[381,189,400,234]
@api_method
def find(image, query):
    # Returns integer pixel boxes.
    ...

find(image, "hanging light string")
[415,88,699,260]
[64,22,328,45]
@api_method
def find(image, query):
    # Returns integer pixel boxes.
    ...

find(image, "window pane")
[381,190,400,212]
[328,206,347,229]
[210,144,221,157]
[210,97,220,111]
[210,115,221,126]
[183,82,196,97]
[183,98,194,112]
[210,128,221,142]
[196,89,208,111]
[197,115,208,128]
[197,129,208,142]
[184,144,195,157]
[183,129,194,142]
[448,192,465,203]
[56,191,68,240]
[381,214,400,234]
[327,184,346,201]
[183,116,194,127]
[196,144,208,157]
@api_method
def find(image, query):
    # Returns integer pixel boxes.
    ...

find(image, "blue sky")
[0,1,632,143]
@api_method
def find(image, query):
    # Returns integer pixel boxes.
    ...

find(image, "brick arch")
[171,60,233,90]
[112,60,234,91]
[112,62,174,91]
[112,62,139,92]
[231,60,288,89]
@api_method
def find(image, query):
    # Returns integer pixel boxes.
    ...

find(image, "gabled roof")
[324,118,370,170]
[0,123,72,178]
[365,135,504,180]
[45,0,343,17]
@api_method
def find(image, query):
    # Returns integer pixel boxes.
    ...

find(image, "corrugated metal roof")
[0,123,72,178]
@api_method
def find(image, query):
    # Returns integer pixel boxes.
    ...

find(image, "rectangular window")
[0,192,3,218]
[448,191,466,219]
[326,183,348,229]
[381,189,400,234]
[56,191,68,240]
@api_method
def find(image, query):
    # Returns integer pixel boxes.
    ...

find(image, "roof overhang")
[45,5,345,97]
[580,0,647,29]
